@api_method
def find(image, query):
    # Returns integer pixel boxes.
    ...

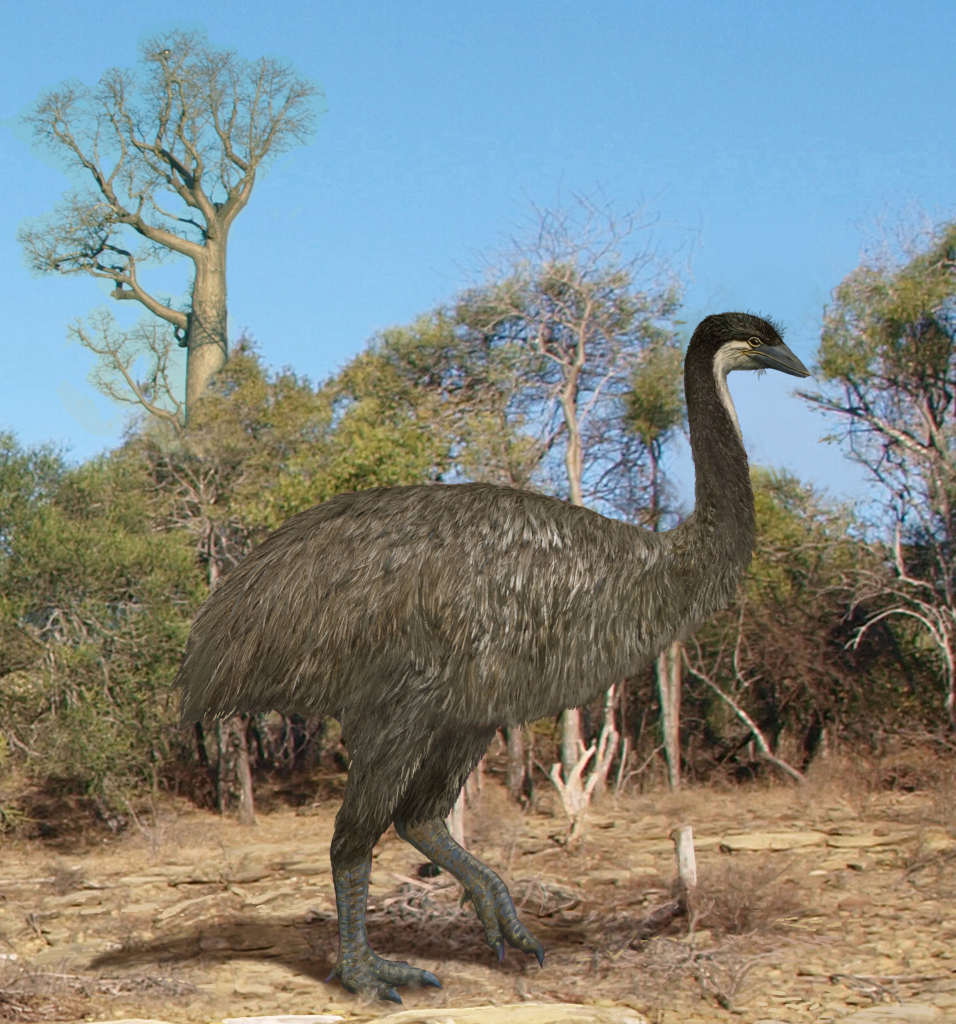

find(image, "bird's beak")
[753,342,811,378]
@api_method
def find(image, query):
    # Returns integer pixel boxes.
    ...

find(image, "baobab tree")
[18,29,321,426]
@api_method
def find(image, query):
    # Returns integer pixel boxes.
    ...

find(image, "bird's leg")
[394,815,544,967]
[326,852,441,1003]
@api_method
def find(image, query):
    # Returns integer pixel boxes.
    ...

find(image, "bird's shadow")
[90,908,548,985]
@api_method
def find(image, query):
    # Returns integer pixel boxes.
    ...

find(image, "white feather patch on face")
[713,341,753,443]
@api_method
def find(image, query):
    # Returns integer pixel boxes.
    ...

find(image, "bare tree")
[459,195,684,823]
[19,29,321,425]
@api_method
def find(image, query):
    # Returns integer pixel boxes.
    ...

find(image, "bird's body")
[180,481,733,730]
[175,312,809,1003]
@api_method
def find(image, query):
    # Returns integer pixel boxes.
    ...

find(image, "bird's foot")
[464,872,545,967]
[394,816,545,969]
[326,948,441,1004]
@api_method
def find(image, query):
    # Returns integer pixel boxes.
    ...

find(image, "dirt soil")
[1,759,955,1024]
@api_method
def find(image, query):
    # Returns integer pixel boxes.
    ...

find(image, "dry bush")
[800,739,955,817]
[695,859,803,935]
[0,957,87,1022]
[48,863,85,896]
[904,844,956,901]
[0,956,195,1022]
[629,931,832,1012]
[930,769,956,830]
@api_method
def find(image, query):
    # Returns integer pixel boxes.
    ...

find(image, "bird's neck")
[682,346,756,565]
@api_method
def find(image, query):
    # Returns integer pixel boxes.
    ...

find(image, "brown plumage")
[175,311,810,1003]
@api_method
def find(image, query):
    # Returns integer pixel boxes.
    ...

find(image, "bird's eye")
[748,337,761,348]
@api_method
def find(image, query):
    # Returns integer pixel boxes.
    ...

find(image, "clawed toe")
[467,874,546,968]
[327,949,442,1002]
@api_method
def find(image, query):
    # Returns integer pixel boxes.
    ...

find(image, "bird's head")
[693,311,811,379]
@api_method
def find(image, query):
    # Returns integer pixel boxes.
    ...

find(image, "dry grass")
[625,931,834,1012]
[0,957,194,1022]
[904,844,956,901]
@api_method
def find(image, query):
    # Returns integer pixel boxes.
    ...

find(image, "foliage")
[127,336,334,568]
[334,311,546,492]
[321,319,462,494]
[623,331,686,527]
[802,219,956,724]
[0,436,204,798]
[682,469,928,772]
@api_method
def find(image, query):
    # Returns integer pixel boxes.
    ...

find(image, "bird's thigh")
[330,718,432,860]
[394,725,497,824]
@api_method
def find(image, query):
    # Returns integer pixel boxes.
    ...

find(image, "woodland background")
[3,29,956,841]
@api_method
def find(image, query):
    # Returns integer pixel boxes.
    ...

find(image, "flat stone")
[88,1020,177,1024]
[839,1004,942,1022]
[242,887,298,906]
[220,1017,344,1024]
[639,834,723,853]
[376,1003,649,1023]
[165,867,223,884]
[826,833,901,848]
[30,941,120,965]
[48,890,103,906]
[232,981,274,997]
[719,831,828,852]
[278,860,330,875]
[156,892,219,920]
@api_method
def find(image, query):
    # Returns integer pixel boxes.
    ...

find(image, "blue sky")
[3,0,954,512]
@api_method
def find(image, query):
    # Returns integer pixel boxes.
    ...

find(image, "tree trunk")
[216,715,256,825]
[505,726,526,802]
[657,640,682,792]
[447,787,466,847]
[560,707,584,780]
[590,685,621,800]
[548,695,619,850]
[193,721,209,768]
[184,242,229,423]
[205,530,257,822]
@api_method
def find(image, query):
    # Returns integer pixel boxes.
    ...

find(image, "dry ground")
[0,753,955,1024]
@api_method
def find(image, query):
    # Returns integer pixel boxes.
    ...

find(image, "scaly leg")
[325,851,442,1003]
[325,713,443,1003]
[394,815,544,967]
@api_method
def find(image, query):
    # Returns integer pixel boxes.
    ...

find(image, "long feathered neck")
[678,335,756,576]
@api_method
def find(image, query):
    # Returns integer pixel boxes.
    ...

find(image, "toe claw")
[422,970,442,989]
[534,944,545,968]
[495,939,505,963]
[383,987,402,1004]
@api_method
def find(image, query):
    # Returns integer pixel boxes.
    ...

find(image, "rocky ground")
[0,756,954,1024]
